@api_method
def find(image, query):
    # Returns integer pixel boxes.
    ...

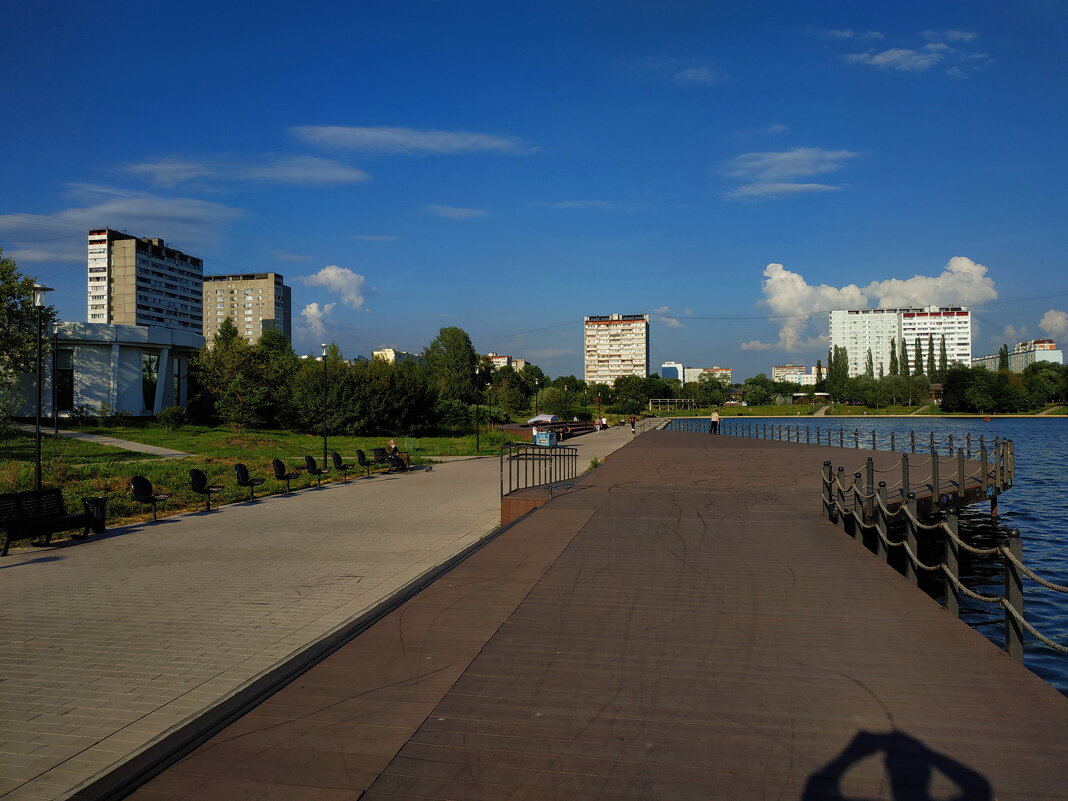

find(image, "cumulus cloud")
[302,265,367,310]
[1001,325,1027,342]
[651,306,683,328]
[746,256,998,351]
[424,204,487,219]
[291,126,533,154]
[838,31,986,78]
[633,56,724,86]
[0,184,244,261]
[123,156,369,187]
[301,302,335,338]
[922,29,977,42]
[1039,310,1068,340]
[724,147,857,200]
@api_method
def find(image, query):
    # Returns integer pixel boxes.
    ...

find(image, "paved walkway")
[0,427,635,800]
[13,426,190,458]
[128,431,1068,801]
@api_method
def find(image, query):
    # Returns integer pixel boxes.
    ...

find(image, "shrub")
[157,405,187,430]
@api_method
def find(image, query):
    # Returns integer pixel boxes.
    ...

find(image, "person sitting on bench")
[387,439,411,469]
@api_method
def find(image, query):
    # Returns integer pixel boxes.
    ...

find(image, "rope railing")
[820,454,1067,661]
[500,442,580,500]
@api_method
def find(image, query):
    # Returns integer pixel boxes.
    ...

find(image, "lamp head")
[32,284,53,309]
[321,343,328,357]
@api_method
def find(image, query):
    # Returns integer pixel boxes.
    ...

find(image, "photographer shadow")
[802,730,991,801]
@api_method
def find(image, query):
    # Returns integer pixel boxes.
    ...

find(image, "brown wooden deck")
[122,431,1068,800]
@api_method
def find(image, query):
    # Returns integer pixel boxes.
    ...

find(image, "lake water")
[665,416,1068,696]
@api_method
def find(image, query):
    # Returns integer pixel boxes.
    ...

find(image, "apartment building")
[372,348,421,364]
[203,273,292,343]
[972,339,1063,373]
[87,229,203,332]
[828,306,971,377]
[772,363,807,383]
[660,361,684,381]
[583,313,650,384]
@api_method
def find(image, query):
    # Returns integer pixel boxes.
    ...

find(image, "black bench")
[0,488,106,557]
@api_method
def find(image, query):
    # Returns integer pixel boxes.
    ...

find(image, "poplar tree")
[889,337,899,375]
[865,348,874,378]
[927,334,936,377]
[998,344,1010,371]
[900,339,910,378]
[914,336,923,375]
[938,335,948,381]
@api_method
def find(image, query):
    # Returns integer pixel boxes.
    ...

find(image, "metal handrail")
[819,449,1067,662]
[500,442,580,499]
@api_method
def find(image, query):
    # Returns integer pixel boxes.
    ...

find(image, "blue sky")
[3,0,1067,380]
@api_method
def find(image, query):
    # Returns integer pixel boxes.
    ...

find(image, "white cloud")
[1039,310,1068,340]
[537,200,633,211]
[758,124,790,135]
[291,126,533,154]
[1001,325,1027,342]
[843,48,944,72]
[424,204,487,219]
[633,56,724,87]
[724,147,857,200]
[745,257,998,350]
[0,184,244,261]
[813,29,884,41]
[123,156,369,187]
[651,305,683,328]
[740,339,776,351]
[922,29,977,43]
[302,266,367,310]
[300,302,336,338]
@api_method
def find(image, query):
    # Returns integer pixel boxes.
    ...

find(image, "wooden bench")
[0,489,105,557]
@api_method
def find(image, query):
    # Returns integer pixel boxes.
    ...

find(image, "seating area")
[0,488,105,557]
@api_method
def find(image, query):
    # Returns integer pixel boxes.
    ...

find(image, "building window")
[141,352,159,411]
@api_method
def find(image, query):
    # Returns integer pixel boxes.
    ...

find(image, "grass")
[0,424,520,550]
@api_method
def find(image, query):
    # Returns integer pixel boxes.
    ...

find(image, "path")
[124,431,1068,800]
[13,425,190,458]
[0,426,635,800]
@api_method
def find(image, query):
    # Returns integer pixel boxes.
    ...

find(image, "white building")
[372,348,422,364]
[87,229,203,333]
[583,313,650,384]
[828,306,972,377]
[660,361,684,382]
[772,363,807,383]
[972,339,1063,373]
[15,323,202,418]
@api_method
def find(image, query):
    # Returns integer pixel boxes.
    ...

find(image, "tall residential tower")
[583,313,650,384]
[202,273,292,343]
[828,306,972,377]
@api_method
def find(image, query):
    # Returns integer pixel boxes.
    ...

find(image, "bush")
[434,398,471,428]
[157,405,187,430]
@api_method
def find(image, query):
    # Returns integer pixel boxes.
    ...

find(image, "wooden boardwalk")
[119,431,1068,801]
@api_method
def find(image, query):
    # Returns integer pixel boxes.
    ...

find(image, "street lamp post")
[474,365,481,454]
[33,285,53,491]
[52,323,60,437]
[321,344,328,472]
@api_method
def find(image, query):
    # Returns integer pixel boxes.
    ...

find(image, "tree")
[998,343,1010,371]
[938,335,948,381]
[899,339,910,378]
[827,346,850,401]
[191,319,267,426]
[742,374,776,406]
[424,326,478,402]
[913,336,924,375]
[815,359,823,384]
[888,337,898,376]
[0,250,57,379]
[865,348,874,379]
[252,328,300,427]
[926,334,936,377]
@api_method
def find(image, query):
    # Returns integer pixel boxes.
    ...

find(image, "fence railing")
[634,417,668,435]
[820,451,1067,662]
[720,419,1012,459]
[500,443,580,499]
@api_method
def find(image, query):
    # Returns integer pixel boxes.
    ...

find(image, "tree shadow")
[802,730,992,801]
[0,555,64,569]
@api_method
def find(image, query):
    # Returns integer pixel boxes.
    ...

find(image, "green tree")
[938,335,948,381]
[191,319,268,426]
[913,336,924,375]
[0,250,57,379]
[899,339,910,378]
[424,326,478,402]
[252,328,300,427]
[742,374,776,406]
[888,337,898,376]
[865,348,874,379]
[827,346,850,401]
[998,344,1010,371]
[926,334,936,377]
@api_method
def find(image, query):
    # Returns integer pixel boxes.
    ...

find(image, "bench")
[0,488,106,557]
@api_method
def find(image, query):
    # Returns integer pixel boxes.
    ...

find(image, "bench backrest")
[0,489,68,523]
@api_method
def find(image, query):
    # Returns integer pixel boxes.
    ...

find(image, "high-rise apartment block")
[87,229,203,332]
[828,306,971,377]
[771,363,807,382]
[584,313,649,384]
[203,273,291,343]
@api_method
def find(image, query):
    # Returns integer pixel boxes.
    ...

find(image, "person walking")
[709,409,720,435]
[629,414,636,434]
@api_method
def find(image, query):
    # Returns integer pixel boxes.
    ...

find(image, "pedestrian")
[601,416,608,430]
[629,414,636,433]
[709,408,720,435]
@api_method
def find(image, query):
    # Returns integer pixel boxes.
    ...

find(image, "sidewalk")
[0,425,632,800]
[12,425,190,458]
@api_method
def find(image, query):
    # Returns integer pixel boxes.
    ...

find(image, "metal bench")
[0,488,105,557]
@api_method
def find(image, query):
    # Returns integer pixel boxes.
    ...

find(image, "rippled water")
[667,416,1068,695]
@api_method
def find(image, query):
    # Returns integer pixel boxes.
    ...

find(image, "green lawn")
[0,424,520,549]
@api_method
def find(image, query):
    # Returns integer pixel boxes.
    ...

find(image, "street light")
[32,285,53,491]
[321,343,328,472]
[474,364,481,453]
[52,323,59,437]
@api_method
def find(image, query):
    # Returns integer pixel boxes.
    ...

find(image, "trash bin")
[82,496,107,535]
[534,432,558,447]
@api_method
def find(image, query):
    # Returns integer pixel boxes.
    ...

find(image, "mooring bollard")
[1005,529,1024,662]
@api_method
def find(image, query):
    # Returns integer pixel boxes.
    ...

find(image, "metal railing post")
[837,467,847,532]
[901,453,910,500]
[910,431,916,453]
[822,461,833,520]
[957,449,966,501]
[929,432,936,454]
[890,431,896,452]
[839,429,844,448]
[905,492,919,586]
[876,482,889,560]
[851,472,862,538]
[853,429,859,449]
[871,430,876,451]
[966,434,972,459]
[865,457,875,522]
[931,450,940,506]
[1004,529,1024,662]
[806,427,811,445]
[944,504,960,619]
